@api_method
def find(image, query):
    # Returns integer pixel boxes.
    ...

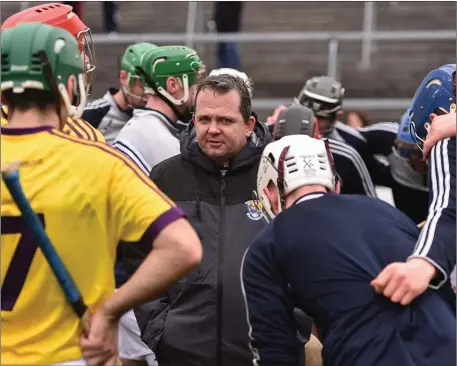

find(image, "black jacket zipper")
[216,177,226,366]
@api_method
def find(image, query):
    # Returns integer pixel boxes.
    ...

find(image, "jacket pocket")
[135,297,170,350]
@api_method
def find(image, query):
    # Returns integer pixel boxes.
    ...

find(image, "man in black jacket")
[123,74,274,366]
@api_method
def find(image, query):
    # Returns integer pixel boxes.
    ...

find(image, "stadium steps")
[1,1,455,122]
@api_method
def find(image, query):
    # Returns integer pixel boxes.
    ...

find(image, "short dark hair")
[3,89,58,113]
[195,74,252,122]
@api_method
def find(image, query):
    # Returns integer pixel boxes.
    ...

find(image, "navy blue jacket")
[242,192,456,366]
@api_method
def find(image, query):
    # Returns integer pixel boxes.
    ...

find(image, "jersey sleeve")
[358,122,398,156]
[109,153,185,246]
[409,137,456,288]
[241,226,301,366]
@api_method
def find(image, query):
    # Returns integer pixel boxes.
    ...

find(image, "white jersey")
[82,88,133,145]
[113,108,181,175]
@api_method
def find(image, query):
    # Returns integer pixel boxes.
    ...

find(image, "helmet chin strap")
[121,85,145,110]
[277,146,291,212]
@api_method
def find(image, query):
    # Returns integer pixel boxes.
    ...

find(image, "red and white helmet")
[2,3,95,93]
[256,135,338,222]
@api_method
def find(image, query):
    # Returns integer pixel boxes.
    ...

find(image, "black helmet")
[273,105,318,141]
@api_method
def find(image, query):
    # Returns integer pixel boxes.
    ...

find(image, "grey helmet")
[294,76,345,134]
[273,105,318,141]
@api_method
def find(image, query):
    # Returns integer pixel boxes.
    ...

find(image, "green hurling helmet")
[120,42,157,87]
[1,22,86,119]
[138,45,206,106]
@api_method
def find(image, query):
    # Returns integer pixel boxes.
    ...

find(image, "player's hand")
[423,112,456,159]
[370,258,437,306]
[266,104,287,124]
[80,307,120,365]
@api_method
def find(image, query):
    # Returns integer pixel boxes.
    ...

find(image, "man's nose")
[208,120,221,134]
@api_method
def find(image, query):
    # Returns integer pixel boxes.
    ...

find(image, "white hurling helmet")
[255,135,338,222]
[209,68,253,98]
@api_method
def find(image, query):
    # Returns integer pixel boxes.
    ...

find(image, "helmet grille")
[30,52,43,72]
[1,53,9,73]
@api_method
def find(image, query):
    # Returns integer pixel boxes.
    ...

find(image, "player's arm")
[358,122,399,156]
[409,137,456,288]
[102,157,202,318]
[81,101,111,129]
[113,123,153,175]
[241,230,301,366]
[423,112,457,159]
[330,141,378,197]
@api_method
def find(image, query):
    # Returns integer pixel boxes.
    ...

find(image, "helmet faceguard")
[119,42,158,109]
[2,3,95,96]
[1,23,87,122]
[295,76,344,135]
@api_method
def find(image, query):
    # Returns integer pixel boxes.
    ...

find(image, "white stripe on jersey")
[240,247,261,366]
[113,140,152,175]
[411,139,450,286]
[84,99,111,110]
[358,122,399,134]
[334,121,367,143]
[329,139,378,197]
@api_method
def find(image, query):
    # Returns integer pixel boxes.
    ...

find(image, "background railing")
[16,1,456,115]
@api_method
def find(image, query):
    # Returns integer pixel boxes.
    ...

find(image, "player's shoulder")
[334,121,366,141]
[50,129,123,164]
[149,153,184,178]
[358,121,399,134]
[116,112,164,142]
[65,117,105,143]
[326,137,361,157]
[246,223,276,259]
[84,96,111,111]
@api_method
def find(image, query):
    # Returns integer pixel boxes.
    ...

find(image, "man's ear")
[119,70,128,87]
[245,115,256,137]
[264,183,279,214]
[335,180,341,194]
[165,76,179,93]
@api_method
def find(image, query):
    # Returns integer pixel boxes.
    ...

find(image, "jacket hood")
[179,114,272,173]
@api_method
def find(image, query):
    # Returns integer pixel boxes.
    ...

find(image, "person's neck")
[145,96,177,122]
[7,108,61,129]
[285,185,327,208]
[113,89,129,110]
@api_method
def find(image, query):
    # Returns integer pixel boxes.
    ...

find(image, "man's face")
[122,74,147,108]
[316,116,334,136]
[193,89,254,165]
